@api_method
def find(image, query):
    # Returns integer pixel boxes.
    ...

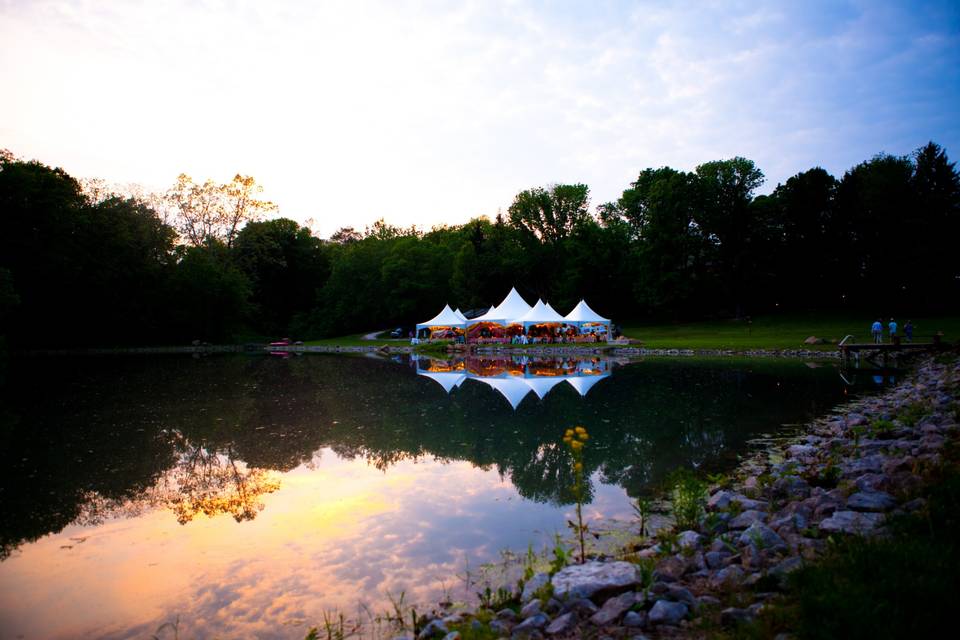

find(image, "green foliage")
[549,533,572,574]
[668,468,708,531]
[898,402,931,428]
[632,496,653,538]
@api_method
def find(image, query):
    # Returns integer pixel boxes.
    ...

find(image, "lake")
[0,353,892,639]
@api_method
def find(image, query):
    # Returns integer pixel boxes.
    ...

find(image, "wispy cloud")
[1,0,957,235]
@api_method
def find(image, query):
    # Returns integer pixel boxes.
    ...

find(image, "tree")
[507,183,591,244]
[165,173,275,247]
[233,218,330,335]
[694,157,766,316]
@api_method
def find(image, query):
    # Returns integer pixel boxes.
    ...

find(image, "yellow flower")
[574,426,587,435]
[563,436,572,444]
[565,428,575,438]
[578,433,589,441]
[574,462,583,472]
[570,440,583,451]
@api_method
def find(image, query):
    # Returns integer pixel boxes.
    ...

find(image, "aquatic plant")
[668,468,707,531]
[632,496,653,538]
[563,426,591,563]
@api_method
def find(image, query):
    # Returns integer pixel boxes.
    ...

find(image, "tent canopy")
[471,288,532,325]
[454,308,468,323]
[515,299,567,327]
[564,299,610,324]
[416,304,466,330]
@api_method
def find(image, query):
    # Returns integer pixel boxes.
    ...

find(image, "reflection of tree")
[76,433,279,526]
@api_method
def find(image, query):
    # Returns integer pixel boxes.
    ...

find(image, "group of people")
[871,318,914,344]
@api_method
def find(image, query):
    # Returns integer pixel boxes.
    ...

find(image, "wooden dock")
[839,335,944,365]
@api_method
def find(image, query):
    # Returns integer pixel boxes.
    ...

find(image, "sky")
[2,0,958,238]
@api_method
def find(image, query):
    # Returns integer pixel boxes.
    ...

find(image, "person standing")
[871,318,883,344]
[904,320,914,343]
[888,318,898,342]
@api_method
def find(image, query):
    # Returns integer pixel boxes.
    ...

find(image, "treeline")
[0,143,957,348]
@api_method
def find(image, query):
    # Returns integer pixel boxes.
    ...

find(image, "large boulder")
[522,572,551,602]
[551,561,640,600]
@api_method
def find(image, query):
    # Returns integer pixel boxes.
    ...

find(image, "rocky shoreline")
[406,353,958,640]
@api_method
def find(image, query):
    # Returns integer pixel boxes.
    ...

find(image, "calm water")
[0,353,889,639]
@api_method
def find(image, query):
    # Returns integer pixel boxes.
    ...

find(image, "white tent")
[470,288,532,325]
[416,304,466,331]
[454,308,468,323]
[418,370,467,394]
[564,300,610,326]
[474,376,532,409]
[514,299,567,327]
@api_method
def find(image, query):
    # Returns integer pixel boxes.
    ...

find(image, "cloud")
[1,0,957,235]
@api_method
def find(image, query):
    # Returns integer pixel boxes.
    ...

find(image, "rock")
[853,473,885,491]
[520,600,541,619]
[803,336,824,345]
[709,565,745,589]
[551,561,640,600]
[705,551,725,569]
[622,611,646,628]
[512,613,548,637]
[648,600,688,626]
[522,572,551,602]
[489,619,513,636]
[738,522,786,551]
[729,509,766,529]
[770,556,804,586]
[563,598,598,617]
[665,585,697,607]
[698,595,721,607]
[846,490,897,512]
[654,555,686,582]
[842,454,885,477]
[442,613,467,626]
[545,612,576,635]
[442,633,461,640]
[676,530,703,550]
[846,412,867,426]
[721,607,754,626]
[497,609,518,621]
[819,510,884,534]
[590,592,639,626]
[788,444,816,457]
[902,497,926,512]
[418,620,449,639]
[708,490,765,511]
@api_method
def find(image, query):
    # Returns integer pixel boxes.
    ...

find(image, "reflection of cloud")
[0,452,578,639]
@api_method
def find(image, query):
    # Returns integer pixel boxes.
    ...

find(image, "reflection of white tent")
[470,288,532,325]
[524,376,565,399]
[514,299,568,327]
[565,374,610,396]
[564,300,610,327]
[417,370,466,393]
[416,304,466,331]
[474,377,532,409]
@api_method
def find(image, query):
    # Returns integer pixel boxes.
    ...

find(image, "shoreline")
[21,344,861,359]
[399,351,958,639]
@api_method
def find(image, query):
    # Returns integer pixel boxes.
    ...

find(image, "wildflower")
[565,428,575,438]
[574,462,583,472]
[574,426,587,435]
[578,433,589,441]
[570,440,583,451]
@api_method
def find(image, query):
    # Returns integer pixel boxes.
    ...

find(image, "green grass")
[621,313,960,350]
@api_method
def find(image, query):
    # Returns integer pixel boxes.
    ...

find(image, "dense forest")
[0,143,957,349]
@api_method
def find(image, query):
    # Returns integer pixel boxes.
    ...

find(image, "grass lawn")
[621,313,960,350]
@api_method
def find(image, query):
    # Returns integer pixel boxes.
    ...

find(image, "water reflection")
[414,355,613,407]
[0,353,875,639]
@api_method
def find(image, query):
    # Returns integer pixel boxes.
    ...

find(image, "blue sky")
[1,0,958,236]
